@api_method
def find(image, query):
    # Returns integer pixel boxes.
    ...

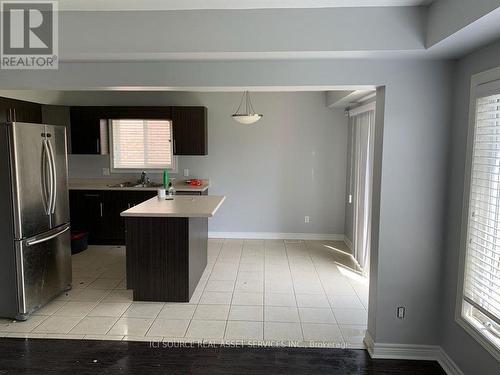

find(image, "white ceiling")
[58,0,435,11]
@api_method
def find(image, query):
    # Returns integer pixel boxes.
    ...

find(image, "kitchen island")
[121,195,225,302]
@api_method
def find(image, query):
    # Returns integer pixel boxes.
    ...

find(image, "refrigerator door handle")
[26,224,70,247]
[41,140,52,215]
[46,139,57,214]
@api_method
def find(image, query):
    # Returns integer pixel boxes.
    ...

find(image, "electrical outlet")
[348,194,353,204]
[397,306,405,319]
[102,168,110,176]
[304,216,310,223]
[183,169,189,177]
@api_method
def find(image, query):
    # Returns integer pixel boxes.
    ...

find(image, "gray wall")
[427,0,500,47]
[440,39,500,375]
[31,91,348,236]
[0,58,452,352]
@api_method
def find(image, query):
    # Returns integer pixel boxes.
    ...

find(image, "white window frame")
[108,119,177,174]
[456,66,500,361]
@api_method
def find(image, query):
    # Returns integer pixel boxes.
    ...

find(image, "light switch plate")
[183,169,189,177]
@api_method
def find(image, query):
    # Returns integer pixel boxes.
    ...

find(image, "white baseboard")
[344,236,353,251]
[208,232,344,241]
[436,347,465,375]
[364,332,463,375]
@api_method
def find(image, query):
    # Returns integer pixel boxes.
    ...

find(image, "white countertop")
[120,195,225,218]
[68,179,210,193]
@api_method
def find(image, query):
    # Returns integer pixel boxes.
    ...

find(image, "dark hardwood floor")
[0,338,445,375]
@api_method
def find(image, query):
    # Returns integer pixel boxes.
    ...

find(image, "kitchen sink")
[107,181,137,188]
[135,182,163,188]
[107,181,163,188]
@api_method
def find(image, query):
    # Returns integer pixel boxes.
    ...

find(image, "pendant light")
[231,91,263,124]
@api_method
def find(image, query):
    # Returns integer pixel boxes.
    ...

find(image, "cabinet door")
[101,191,128,243]
[124,191,157,207]
[42,105,70,126]
[0,96,42,123]
[69,191,85,231]
[86,192,106,244]
[106,106,171,120]
[116,191,156,245]
[69,107,102,154]
[69,190,105,244]
[172,106,208,155]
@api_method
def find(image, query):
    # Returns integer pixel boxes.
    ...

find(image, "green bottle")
[163,170,169,189]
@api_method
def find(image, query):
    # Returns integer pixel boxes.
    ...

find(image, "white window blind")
[463,91,500,345]
[111,119,173,170]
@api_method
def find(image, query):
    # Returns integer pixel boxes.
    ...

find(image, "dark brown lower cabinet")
[69,191,106,244]
[69,189,206,245]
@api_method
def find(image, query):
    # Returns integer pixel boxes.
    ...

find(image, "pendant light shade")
[232,91,263,124]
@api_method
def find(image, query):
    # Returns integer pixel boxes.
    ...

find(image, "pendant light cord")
[234,91,247,115]
[234,91,257,115]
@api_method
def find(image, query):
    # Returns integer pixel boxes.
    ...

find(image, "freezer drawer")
[15,224,72,318]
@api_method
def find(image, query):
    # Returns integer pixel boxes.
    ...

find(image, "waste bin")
[71,231,89,254]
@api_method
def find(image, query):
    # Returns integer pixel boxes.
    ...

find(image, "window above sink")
[109,119,176,173]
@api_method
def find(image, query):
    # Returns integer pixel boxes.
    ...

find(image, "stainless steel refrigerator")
[0,121,71,320]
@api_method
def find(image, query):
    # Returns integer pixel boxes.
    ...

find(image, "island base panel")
[125,217,208,302]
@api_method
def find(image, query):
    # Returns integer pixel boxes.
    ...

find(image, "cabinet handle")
[100,202,103,217]
[7,108,17,122]
[96,139,100,154]
[83,194,100,197]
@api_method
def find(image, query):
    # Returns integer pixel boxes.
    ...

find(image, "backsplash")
[68,154,190,182]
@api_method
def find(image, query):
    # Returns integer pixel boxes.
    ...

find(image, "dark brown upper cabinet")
[69,106,104,154]
[68,106,207,156]
[69,106,174,155]
[106,106,172,120]
[0,96,42,124]
[172,106,208,155]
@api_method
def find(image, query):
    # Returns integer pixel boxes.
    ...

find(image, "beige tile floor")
[0,239,368,348]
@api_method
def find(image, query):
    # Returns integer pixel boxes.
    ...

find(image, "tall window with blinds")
[462,91,500,352]
[110,119,174,171]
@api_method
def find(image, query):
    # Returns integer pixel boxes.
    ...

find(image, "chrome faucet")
[138,171,150,186]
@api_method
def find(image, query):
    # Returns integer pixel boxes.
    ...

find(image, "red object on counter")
[186,179,202,186]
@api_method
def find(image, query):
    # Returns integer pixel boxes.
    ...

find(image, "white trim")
[344,235,353,251]
[437,347,466,375]
[348,101,376,117]
[356,91,377,103]
[364,331,375,357]
[208,232,344,241]
[364,332,464,375]
[58,1,436,12]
